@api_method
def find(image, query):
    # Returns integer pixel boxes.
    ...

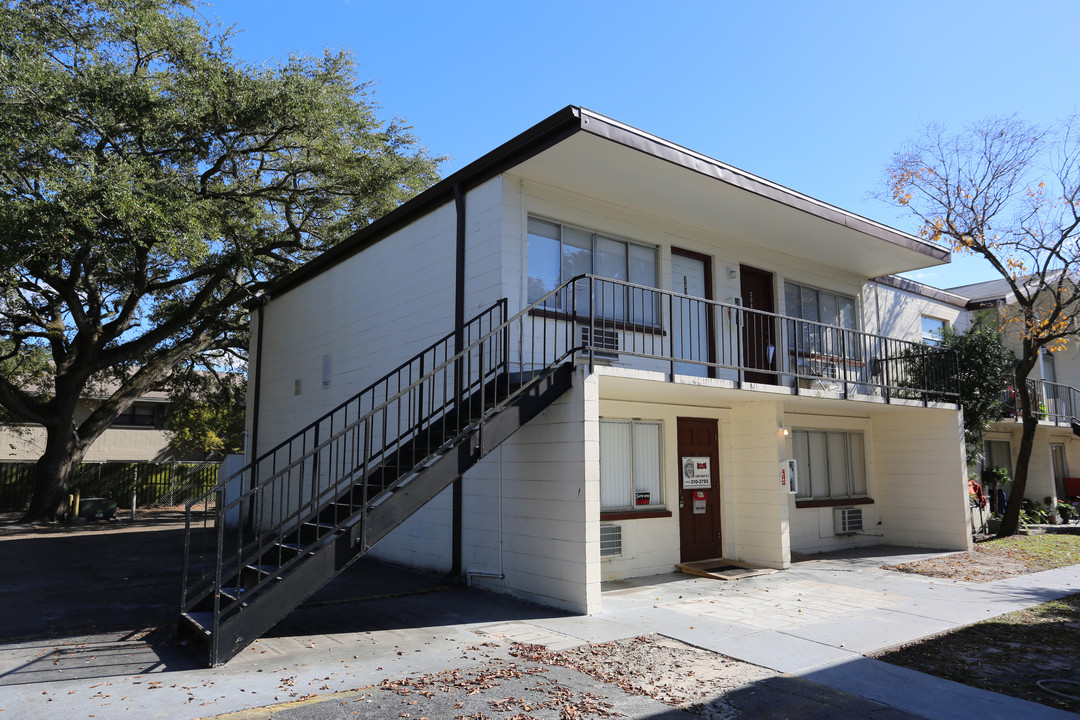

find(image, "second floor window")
[113,402,165,427]
[784,282,858,361]
[527,217,658,323]
[921,316,947,345]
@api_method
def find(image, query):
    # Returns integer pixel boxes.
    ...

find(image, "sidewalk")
[0,541,1077,719]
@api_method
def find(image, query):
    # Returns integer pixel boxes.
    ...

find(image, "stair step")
[179,362,572,667]
[181,611,213,636]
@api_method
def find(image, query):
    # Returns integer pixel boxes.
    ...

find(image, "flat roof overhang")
[514,111,949,279]
[261,106,949,302]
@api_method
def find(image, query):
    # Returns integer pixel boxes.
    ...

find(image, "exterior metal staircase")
[179,291,579,666]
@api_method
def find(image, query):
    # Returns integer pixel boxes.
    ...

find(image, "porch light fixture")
[726,266,738,279]
[779,425,790,437]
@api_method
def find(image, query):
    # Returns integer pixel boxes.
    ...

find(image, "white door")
[671,252,710,377]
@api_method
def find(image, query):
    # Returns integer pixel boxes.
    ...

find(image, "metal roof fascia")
[872,275,969,307]
[577,108,950,264]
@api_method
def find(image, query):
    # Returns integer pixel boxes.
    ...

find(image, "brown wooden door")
[740,265,776,384]
[677,417,722,562]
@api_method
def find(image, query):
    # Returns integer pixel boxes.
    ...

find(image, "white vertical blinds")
[600,419,663,510]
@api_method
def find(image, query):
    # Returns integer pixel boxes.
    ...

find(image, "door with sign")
[677,417,722,562]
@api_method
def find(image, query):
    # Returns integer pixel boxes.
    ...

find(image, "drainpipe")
[450,183,467,578]
[246,303,265,532]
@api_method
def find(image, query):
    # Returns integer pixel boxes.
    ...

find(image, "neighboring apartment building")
[181,106,973,665]
[872,274,1080,509]
[1,388,174,463]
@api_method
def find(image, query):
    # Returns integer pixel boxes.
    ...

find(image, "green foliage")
[938,317,1015,458]
[0,0,442,517]
[163,364,245,459]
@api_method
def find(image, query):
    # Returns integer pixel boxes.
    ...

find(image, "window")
[792,429,867,501]
[985,440,1013,480]
[785,282,857,330]
[784,282,859,369]
[527,217,658,323]
[599,419,663,510]
[921,316,947,345]
[113,402,165,427]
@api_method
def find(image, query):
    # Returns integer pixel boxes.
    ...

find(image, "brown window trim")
[600,509,672,521]
[795,497,875,509]
[527,308,665,336]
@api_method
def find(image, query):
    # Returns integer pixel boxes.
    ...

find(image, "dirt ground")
[883,533,1080,582]
[0,506,198,538]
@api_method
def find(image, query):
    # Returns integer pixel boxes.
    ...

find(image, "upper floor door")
[740,265,776,384]
[671,249,713,377]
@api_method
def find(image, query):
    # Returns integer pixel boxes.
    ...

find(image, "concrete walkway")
[1,546,1077,719]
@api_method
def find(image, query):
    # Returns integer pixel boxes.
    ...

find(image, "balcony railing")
[530,276,960,404]
[1004,377,1080,424]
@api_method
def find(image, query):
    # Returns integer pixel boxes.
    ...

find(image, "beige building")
[1,388,174,463]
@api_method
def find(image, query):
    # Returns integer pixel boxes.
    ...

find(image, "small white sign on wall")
[682,456,711,489]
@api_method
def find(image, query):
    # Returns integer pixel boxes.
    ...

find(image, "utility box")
[78,498,117,520]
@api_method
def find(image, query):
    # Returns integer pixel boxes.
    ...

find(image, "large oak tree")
[0,0,441,521]
[887,116,1080,537]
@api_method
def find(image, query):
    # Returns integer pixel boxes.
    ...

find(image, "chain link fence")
[0,460,221,511]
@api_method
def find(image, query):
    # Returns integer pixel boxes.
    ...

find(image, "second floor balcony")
[521,275,960,406]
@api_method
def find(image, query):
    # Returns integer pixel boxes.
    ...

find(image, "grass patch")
[875,593,1080,713]
[979,533,1080,566]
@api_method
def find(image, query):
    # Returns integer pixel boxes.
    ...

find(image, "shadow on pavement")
[0,521,566,684]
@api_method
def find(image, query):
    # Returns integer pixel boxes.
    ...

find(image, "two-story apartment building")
[180,107,972,665]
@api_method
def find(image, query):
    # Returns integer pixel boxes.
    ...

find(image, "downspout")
[246,302,266,531]
[249,303,265,467]
[450,183,466,578]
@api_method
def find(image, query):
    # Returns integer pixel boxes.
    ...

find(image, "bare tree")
[887,116,1080,536]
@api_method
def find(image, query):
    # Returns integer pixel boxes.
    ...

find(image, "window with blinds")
[600,419,663,510]
[791,429,867,501]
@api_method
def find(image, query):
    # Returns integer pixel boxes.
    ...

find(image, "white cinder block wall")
[251,203,459,457]
[873,406,971,551]
[862,279,969,341]
[461,370,600,614]
[724,400,790,569]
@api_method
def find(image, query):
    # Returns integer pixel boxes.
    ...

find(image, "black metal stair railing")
[179,281,584,664]
[179,301,504,620]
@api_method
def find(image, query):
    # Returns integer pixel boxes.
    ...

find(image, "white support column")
[724,400,790,569]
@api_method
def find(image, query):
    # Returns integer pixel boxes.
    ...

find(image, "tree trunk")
[997,361,1038,537]
[20,425,90,523]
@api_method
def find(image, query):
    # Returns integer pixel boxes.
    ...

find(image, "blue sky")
[208,0,1079,289]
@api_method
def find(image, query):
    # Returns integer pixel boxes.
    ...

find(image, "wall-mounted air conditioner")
[834,507,863,535]
[600,523,622,557]
[582,326,619,358]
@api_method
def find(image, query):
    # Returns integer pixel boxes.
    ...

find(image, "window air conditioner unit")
[600,523,622,557]
[834,507,863,535]
[582,326,619,358]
